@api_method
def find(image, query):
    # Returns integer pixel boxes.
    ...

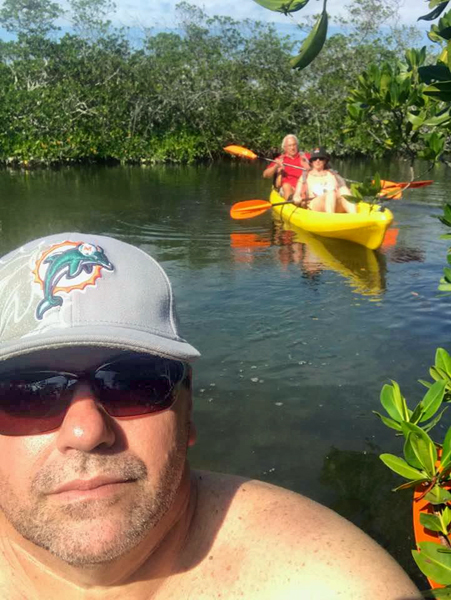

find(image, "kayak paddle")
[224,145,434,193]
[230,199,295,220]
[224,144,307,171]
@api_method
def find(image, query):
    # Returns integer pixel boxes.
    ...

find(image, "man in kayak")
[263,134,310,199]
[293,146,357,213]
[0,233,420,600]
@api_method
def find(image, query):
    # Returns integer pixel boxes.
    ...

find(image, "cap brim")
[0,325,200,365]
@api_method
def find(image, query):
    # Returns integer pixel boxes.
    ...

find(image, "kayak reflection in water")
[293,146,357,214]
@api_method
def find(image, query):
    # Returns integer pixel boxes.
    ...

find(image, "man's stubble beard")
[0,423,190,567]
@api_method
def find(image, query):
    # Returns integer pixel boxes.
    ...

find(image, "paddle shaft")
[233,200,293,214]
[262,157,307,172]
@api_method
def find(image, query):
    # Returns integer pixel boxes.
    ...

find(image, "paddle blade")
[230,199,272,220]
[380,179,434,190]
[380,187,403,200]
[224,145,258,160]
[397,180,434,189]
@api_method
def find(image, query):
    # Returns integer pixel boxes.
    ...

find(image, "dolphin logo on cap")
[33,241,114,320]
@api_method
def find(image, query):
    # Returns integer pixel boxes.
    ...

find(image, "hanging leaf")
[413,542,451,585]
[419,2,450,21]
[290,5,328,70]
[251,0,309,13]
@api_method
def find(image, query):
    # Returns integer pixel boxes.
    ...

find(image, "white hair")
[281,134,299,151]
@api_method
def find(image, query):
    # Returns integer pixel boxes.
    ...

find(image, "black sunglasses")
[0,353,189,436]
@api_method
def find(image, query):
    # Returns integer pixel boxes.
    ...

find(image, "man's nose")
[55,383,116,452]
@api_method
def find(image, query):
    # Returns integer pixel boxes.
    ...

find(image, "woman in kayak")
[292,147,356,214]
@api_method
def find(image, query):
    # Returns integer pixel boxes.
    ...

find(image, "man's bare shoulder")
[189,470,421,600]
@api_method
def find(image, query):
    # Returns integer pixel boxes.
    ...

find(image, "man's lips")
[50,477,133,495]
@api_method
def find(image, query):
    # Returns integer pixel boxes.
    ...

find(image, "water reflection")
[320,446,422,587]
[230,222,388,298]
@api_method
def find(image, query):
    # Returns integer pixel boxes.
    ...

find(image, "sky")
[110,0,431,33]
[0,0,432,40]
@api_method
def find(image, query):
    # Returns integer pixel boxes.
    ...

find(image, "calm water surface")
[1,158,450,584]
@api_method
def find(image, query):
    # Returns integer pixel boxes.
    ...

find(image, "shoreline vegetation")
[0,0,424,168]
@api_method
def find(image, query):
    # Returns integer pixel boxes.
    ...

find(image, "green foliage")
[68,0,116,39]
[374,379,447,432]
[0,0,63,37]
[346,49,448,162]
[376,353,451,591]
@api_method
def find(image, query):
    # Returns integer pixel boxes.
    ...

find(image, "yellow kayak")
[270,189,394,250]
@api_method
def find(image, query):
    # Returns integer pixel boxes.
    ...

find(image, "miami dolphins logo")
[33,241,114,320]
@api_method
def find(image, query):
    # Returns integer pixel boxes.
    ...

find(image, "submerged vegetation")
[0,0,426,166]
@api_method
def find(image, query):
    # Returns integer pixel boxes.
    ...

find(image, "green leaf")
[419,3,450,22]
[380,453,425,480]
[424,485,451,505]
[442,506,451,528]
[413,542,451,585]
[436,348,451,376]
[251,0,309,13]
[429,0,450,8]
[419,64,451,84]
[420,380,447,422]
[423,407,449,433]
[441,426,451,469]
[404,435,424,469]
[401,422,437,476]
[420,379,433,389]
[420,512,446,533]
[422,585,451,599]
[380,382,409,422]
[373,411,403,431]
[290,5,328,70]
[424,81,451,101]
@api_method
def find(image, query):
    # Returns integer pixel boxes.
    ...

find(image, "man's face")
[0,351,195,567]
[284,137,298,157]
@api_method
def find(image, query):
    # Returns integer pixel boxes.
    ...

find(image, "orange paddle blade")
[380,187,403,200]
[394,180,434,189]
[380,179,434,190]
[223,145,258,160]
[230,199,272,220]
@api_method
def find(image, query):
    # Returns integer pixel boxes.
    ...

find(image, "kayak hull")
[269,189,394,250]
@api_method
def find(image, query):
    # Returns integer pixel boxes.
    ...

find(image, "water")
[0,158,450,585]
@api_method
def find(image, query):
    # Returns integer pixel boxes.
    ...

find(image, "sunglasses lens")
[95,356,187,417]
[0,355,188,435]
[0,373,69,436]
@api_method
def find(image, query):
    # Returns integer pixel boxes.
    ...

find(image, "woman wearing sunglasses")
[0,233,419,600]
[293,146,357,213]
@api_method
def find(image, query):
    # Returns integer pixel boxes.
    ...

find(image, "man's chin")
[29,514,153,566]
